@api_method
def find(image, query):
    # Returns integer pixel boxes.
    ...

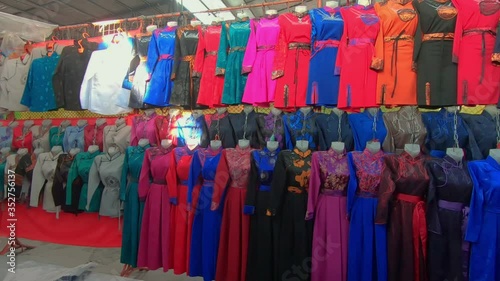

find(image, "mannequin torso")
[296,140,309,152]
[138,138,150,147]
[404,144,421,158]
[87,145,99,153]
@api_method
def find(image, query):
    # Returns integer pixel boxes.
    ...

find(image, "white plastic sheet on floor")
[2,261,138,281]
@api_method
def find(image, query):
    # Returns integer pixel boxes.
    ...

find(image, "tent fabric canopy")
[0,11,57,42]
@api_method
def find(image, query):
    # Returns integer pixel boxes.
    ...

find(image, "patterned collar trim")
[293,148,312,158]
[327,148,346,158]
[263,147,280,157]
[362,148,384,159]
[106,151,122,161]
[206,146,223,155]
[211,111,229,120]
[401,150,424,162]
[236,145,252,153]
[443,154,463,167]
[184,145,199,155]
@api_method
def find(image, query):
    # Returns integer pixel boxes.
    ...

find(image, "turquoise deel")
[66,150,103,212]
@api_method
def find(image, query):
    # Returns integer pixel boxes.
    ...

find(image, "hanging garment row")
[1,1,499,115]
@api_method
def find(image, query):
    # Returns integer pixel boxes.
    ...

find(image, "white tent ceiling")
[0,0,319,26]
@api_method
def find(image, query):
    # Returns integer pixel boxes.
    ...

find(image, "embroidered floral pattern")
[317,149,349,192]
[352,150,385,195]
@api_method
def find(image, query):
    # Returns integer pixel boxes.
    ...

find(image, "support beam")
[0,1,63,24]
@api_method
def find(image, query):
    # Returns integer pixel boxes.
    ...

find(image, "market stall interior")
[0,0,499,280]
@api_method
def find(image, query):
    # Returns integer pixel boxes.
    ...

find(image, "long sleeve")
[66,156,79,205]
[130,118,138,146]
[382,116,395,153]
[215,22,229,75]
[244,153,258,215]
[450,0,462,63]
[29,154,44,207]
[335,8,348,75]
[371,3,384,70]
[120,150,129,201]
[86,157,101,210]
[242,19,257,74]
[375,156,396,224]
[305,153,320,220]
[465,163,484,243]
[63,129,71,154]
[146,32,159,75]
[137,150,151,201]
[346,153,359,217]
[187,151,202,207]
[193,26,205,77]
[166,151,178,205]
[20,64,35,108]
[52,54,65,108]
[79,53,96,110]
[412,0,423,67]
[171,30,182,80]
[493,22,500,65]
[426,162,441,234]
[212,150,229,210]
[272,16,287,79]
[267,152,286,216]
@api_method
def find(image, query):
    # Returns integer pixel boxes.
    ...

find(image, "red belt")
[397,193,427,281]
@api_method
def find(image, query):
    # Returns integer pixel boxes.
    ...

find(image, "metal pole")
[317,0,323,7]
[191,0,304,14]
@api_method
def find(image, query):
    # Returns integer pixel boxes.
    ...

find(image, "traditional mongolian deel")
[466,156,500,281]
[187,147,224,281]
[122,35,152,109]
[29,150,64,212]
[213,146,253,281]
[130,113,158,147]
[63,125,87,153]
[65,150,102,212]
[205,111,236,149]
[315,111,354,151]
[306,149,350,281]
[413,0,458,107]
[256,111,285,149]
[137,146,174,271]
[272,13,312,109]
[229,111,263,149]
[52,153,75,209]
[20,53,59,112]
[336,5,380,110]
[283,110,319,150]
[167,146,200,275]
[83,121,107,152]
[348,110,387,151]
[307,7,343,106]
[154,113,182,147]
[372,0,418,106]
[452,0,500,105]
[0,126,13,149]
[176,113,209,148]
[244,148,280,281]
[347,150,387,281]
[382,106,427,154]
[171,25,203,109]
[194,24,224,108]
[268,148,313,281]
[103,123,131,153]
[376,152,430,281]
[12,124,34,153]
[144,27,177,107]
[242,17,280,106]
[31,124,52,152]
[87,151,125,217]
[216,20,251,105]
[426,156,472,281]
[120,145,149,268]
[461,111,499,159]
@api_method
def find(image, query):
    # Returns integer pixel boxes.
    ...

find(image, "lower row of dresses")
[118,142,500,281]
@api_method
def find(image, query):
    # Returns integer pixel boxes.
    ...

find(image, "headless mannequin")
[210,139,222,150]
[366,141,381,153]
[115,118,126,129]
[146,24,158,33]
[51,146,63,156]
[23,120,35,131]
[17,148,28,156]
[192,110,203,119]
[138,138,150,147]
[69,148,80,156]
[191,20,202,27]
[161,139,173,149]
[212,17,224,25]
[357,0,371,6]
[238,105,254,149]
[9,121,18,129]
[489,148,500,163]
[330,107,346,153]
[237,11,249,20]
[88,145,99,153]
[96,118,107,127]
[144,109,156,117]
[404,144,421,158]
[325,1,339,8]
[41,119,52,129]
[244,105,254,114]
[299,106,313,115]
[77,120,88,128]
[366,107,379,116]
[1,147,10,156]
[444,106,465,161]
[33,148,45,156]
[216,107,228,114]
[59,120,71,132]
[295,5,308,15]
[271,105,282,116]
[167,21,178,27]
[108,146,119,157]
[169,108,182,117]
[296,140,309,152]
[266,9,278,18]
[484,105,499,118]
[267,140,279,152]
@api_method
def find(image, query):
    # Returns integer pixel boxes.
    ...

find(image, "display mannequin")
[489,148,500,163]
[161,139,173,149]
[32,119,53,152]
[296,140,309,152]
[325,1,339,8]
[51,145,63,156]
[146,24,158,33]
[191,20,202,27]
[69,148,80,156]
[267,140,279,152]
[169,107,182,117]
[213,17,224,25]
[41,119,52,128]
[366,140,381,153]
[271,105,282,116]
[217,107,228,114]
[138,138,150,147]
[167,21,178,27]
[77,120,88,127]
[17,148,28,156]
[444,106,465,161]
[366,107,379,116]
[87,145,99,153]
[237,11,249,19]
[266,9,278,17]
[23,120,34,131]
[33,148,45,156]
[295,5,308,14]
[483,105,499,117]
[192,110,203,119]
[115,118,126,128]
[1,147,10,155]
[108,146,119,157]
[144,109,156,117]
[357,0,370,6]
[299,106,312,115]
[404,144,421,158]
[210,139,222,150]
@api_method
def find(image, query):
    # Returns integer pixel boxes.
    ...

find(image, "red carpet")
[0,204,121,248]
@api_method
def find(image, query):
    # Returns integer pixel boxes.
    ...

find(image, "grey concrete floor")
[0,238,202,281]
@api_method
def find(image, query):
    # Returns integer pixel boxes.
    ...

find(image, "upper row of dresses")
[0,0,499,115]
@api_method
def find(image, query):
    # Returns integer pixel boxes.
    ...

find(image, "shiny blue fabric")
[348,110,387,151]
[120,145,148,268]
[144,27,176,106]
[0,126,13,149]
[307,8,343,106]
[346,152,387,281]
[422,109,482,160]
[21,53,59,112]
[188,148,224,281]
[466,157,500,281]
[283,110,319,150]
